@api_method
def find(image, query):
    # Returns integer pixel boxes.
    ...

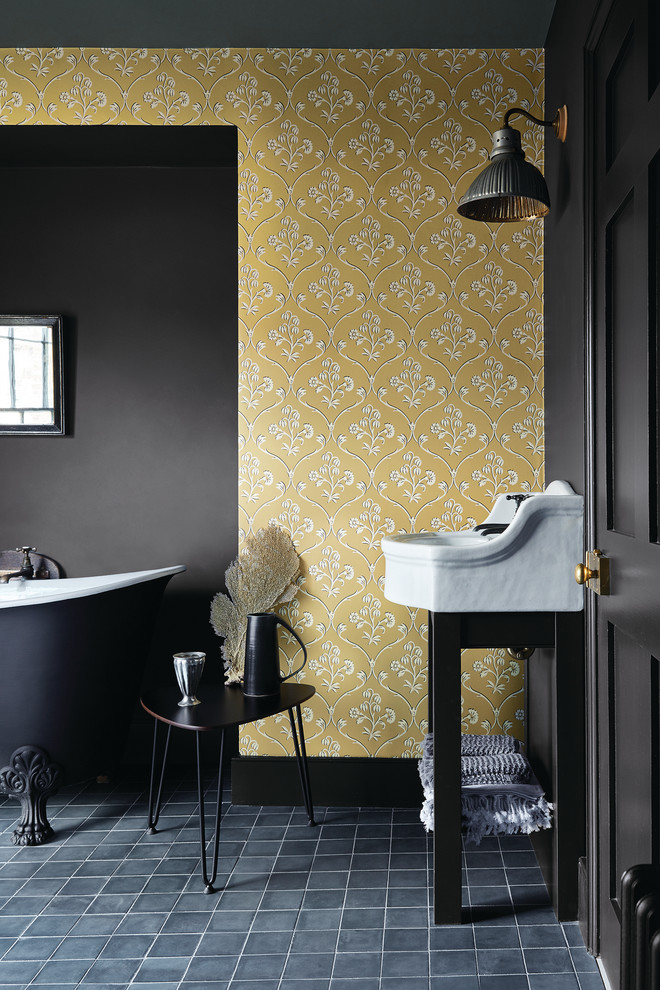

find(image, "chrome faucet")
[0,547,36,583]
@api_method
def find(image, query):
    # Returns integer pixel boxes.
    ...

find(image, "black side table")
[140,682,315,893]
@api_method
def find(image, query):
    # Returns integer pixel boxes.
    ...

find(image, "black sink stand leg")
[429,612,463,924]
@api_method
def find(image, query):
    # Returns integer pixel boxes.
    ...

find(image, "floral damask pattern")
[0,46,545,757]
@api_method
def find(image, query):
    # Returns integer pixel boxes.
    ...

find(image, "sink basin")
[382,480,584,612]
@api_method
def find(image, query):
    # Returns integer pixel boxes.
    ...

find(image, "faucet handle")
[505,493,532,512]
[15,547,37,578]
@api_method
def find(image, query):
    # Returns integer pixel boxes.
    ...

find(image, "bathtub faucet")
[0,547,37,583]
[16,547,36,578]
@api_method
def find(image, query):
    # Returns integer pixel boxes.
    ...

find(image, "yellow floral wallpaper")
[0,47,545,759]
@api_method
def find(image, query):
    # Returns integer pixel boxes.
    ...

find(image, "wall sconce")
[457,105,568,223]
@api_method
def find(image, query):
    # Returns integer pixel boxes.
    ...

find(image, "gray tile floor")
[0,772,604,989]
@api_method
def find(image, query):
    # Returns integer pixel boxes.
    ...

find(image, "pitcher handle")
[276,617,308,681]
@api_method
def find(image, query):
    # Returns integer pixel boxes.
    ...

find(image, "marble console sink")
[382,480,584,612]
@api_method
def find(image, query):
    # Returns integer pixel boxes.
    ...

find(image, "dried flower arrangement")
[210,524,302,684]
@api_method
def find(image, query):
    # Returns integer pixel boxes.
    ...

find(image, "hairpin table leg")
[196,728,225,893]
[147,720,171,835]
[289,705,315,826]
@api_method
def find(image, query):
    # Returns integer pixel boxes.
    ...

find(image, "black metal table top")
[141,682,315,732]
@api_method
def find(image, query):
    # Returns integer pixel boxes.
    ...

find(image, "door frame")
[582,0,617,957]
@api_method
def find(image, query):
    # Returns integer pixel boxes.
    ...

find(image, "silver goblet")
[173,652,205,707]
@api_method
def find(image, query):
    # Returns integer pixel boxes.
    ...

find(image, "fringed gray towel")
[418,732,553,844]
[422,732,521,761]
[461,753,533,785]
[460,732,521,756]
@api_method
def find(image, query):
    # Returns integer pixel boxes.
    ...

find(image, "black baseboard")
[231,756,422,808]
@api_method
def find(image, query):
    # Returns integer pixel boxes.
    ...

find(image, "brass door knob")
[575,562,596,585]
[575,550,610,594]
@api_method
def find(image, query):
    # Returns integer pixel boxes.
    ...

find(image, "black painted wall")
[544,0,597,494]
[0,0,556,48]
[0,127,238,758]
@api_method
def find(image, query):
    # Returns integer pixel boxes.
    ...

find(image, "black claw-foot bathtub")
[0,565,185,843]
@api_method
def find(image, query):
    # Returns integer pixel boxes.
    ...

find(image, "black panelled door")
[588,0,660,983]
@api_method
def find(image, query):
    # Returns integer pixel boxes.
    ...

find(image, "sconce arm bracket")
[503,105,568,143]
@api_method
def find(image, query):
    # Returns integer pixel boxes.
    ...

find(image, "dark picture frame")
[0,315,64,435]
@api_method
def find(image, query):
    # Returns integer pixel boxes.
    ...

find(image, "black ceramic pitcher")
[243,612,308,697]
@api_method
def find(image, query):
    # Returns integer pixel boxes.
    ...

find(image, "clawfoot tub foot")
[0,745,63,845]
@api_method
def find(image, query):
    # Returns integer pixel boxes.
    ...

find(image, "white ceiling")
[2,0,556,48]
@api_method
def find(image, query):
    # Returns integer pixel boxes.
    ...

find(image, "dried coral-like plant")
[210,524,301,683]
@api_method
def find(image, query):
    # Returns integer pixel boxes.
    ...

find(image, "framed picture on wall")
[0,315,64,435]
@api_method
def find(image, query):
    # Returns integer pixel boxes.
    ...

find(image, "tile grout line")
[21,779,146,989]
[506,836,533,990]
[464,837,479,990]
[217,796,269,989]
[324,807,360,989]
[162,779,237,990]
[0,777,605,990]
[89,777,169,989]
[381,806,393,987]
[81,772,189,988]
[215,791,291,989]
[275,800,325,990]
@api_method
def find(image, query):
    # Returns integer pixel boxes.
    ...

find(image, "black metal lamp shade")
[457,125,550,223]
[457,106,567,223]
